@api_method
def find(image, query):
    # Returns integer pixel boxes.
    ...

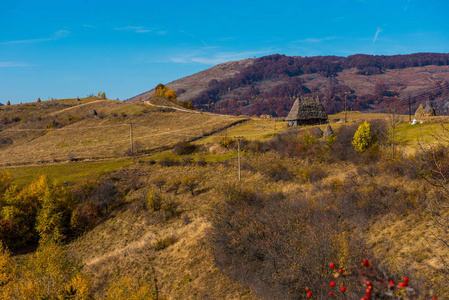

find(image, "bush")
[158,158,180,167]
[217,135,235,149]
[181,176,200,196]
[210,184,367,299]
[70,202,100,236]
[173,141,197,155]
[261,162,294,182]
[153,235,178,250]
[329,123,359,162]
[91,179,118,214]
[167,178,182,195]
[162,196,180,218]
[298,165,328,183]
[151,177,166,193]
[146,191,163,212]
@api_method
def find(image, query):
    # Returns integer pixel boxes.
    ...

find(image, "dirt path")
[143,100,241,118]
[43,100,116,118]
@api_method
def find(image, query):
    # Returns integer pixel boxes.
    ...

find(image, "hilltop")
[126,53,449,117]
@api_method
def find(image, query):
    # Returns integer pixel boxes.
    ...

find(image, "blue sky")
[1,0,448,104]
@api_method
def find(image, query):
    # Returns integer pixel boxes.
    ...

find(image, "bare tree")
[385,102,404,158]
[416,124,449,282]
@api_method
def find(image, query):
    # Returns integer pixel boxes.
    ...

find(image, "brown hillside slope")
[125,59,255,103]
[0,100,247,165]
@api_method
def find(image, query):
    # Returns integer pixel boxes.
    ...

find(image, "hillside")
[127,53,449,117]
[0,97,247,166]
[1,98,449,299]
[126,59,255,104]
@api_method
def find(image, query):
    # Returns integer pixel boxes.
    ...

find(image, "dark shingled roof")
[285,97,328,122]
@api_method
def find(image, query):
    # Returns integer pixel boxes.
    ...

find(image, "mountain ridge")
[127,53,449,117]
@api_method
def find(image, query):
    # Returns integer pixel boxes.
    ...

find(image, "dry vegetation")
[1,99,449,299]
[0,98,247,165]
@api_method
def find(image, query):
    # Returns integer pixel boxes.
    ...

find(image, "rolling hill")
[0,97,247,166]
[1,73,449,299]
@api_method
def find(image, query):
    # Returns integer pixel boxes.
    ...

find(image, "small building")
[415,102,436,117]
[285,97,328,126]
[423,102,436,116]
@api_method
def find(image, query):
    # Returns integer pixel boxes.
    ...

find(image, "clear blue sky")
[1,0,448,104]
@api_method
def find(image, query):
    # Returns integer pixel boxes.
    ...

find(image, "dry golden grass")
[0,100,246,165]
[66,161,261,299]
[5,100,449,298]
[366,212,449,297]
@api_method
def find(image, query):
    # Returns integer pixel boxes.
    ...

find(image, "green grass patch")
[6,158,132,186]
[146,150,237,163]
[199,119,287,144]
[395,123,447,147]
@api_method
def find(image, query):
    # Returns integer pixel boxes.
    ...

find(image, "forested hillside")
[128,53,449,117]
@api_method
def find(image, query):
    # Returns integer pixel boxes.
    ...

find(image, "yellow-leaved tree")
[352,121,374,153]
[0,242,92,299]
[152,83,177,101]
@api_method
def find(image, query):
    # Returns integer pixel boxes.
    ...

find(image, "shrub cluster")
[173,140,197,155]
[210,183,370,299]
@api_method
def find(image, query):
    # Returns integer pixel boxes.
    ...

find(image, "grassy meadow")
[1,99,449,299]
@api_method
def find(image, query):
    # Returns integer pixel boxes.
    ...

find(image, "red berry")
[329,292,334,296]
[390,280,395,285]
[307,291,312,298]
[330,281,336,287]
[305,287,310,292]
[403,276,409,282]
[361,298,366,300]
[363,258,369,266]
[433,296,437,300]
[365,281,372,286]
[330,263,335,269]
[366,289,371,294]
[338,269,343,274]
[398,283,404,287]
[340,287,346,293]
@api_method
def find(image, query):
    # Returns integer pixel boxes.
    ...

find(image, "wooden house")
[285,97,328,126]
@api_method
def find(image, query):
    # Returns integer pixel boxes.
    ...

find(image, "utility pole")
[344,92,348,123]
[408,95,411,122]
[130,122,133,155]
[235,136,244,181]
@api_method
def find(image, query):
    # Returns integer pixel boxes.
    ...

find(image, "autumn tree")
[352,121,374,153]
[152,83,177,101]
[0,242,92,299]
[181,176,200,196]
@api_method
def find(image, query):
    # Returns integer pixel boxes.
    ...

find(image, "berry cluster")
[305,259,438,299]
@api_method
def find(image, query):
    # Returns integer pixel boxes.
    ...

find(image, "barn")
[285,97,328,126]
